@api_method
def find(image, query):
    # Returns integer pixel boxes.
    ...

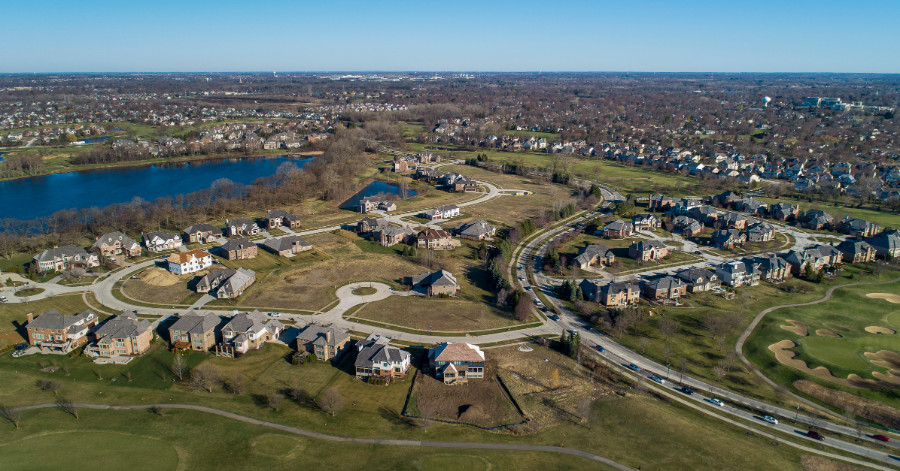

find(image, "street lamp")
[794,405,800,423]
[666,363,671,381]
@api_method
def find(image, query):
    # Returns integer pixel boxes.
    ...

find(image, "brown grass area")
[780,320,809,336]
[800,455,863,471]
[411,361,522,428]
[864,326,896,335]
[794,380,900,430]
[121,270,199,305]
[352,296,521,331]
[815,329,840,338]
[136,267,184,287]
[864,350,900,384]
[865,292,900,304]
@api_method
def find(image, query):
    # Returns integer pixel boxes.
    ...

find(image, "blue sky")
[3,0,899,73]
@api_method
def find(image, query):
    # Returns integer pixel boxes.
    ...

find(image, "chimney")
[26,312,33,324]
[325,330,331,343]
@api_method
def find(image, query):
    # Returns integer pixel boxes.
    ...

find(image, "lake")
[74,136,112,144]
[340,181,416,209]
[0,156,312,220]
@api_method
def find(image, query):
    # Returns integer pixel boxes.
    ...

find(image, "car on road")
[872,434,890,442]
[694,250,702,255]
[710,398,724,407]
[649,375,665,384]
[548,314,560,321]
[806,430,824,441]
[762,415,778,425]
[518,276,525,281]
[680,386,695,395]
[269,312,281,317]
[524,286,531,291]
[596,345,605,353]
[0,296,7,303]
[626,363,641,372]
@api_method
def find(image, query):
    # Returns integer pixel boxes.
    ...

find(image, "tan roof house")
[217,310,284,357]
[428,342,485,385]
[295,325,350,361]
[416,228,460,250]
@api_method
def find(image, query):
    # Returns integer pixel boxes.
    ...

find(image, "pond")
[340,180,416,210]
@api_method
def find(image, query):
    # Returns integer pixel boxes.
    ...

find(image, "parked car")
[0,296,7,303]
[872,434,890,442]
[626,363,641,372]
[650,375,665,384]
[762,415,778,425]
[12,350,26,358]
[807,430,824,441]
[710,398,724,407]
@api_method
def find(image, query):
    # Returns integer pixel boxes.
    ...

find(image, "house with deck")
[91,232,142,258]
[295,325,350,361]
[217,310,283,356]
[428,342,485,385]
[25,309,98,353]
[354,335,411,382]
[88,310,152,358]
[168,313,221,351]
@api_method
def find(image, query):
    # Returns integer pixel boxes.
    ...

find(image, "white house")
[166,249,213,275]
[143,231,183,253]
[422,204,460,221]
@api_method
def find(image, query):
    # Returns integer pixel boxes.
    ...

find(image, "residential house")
[357,217,388,234]
[260,235,312,256]
[25,309,98,353]
[866,229,900,258]
[428,342,485,385]
[672,216,703,237]
[628,240,670,262]
[799,210,833,230]
[218,310,284,356]
[632,214,661,231]
[572,244,615,269]
[416,228,460,250]
[649,194,675,211]
[166,249,213,275]
[295,325,350,361]
[642,276,688,301]
[375,225,416,247]
[410,270,460,296]
[454,220,496,240]
[769,202,799,221]
[354,334,411,381]
[715,261,759,287]
[33,245,100,273]
[675,267,720,293]
[422,204,460,220]
[89,310,152,358]
[359,197,397,214]
[836,240,877,264]
[735,198,767,216]
[746,222,775,243]
[221,238,258,260]
[184,223,223,244]
[91,232,142,258]
[580,280,640,307]
[714,190,741,208]
[687,205,721,226]
[225,218,260,237]
[265,209,302,229]
[603,219,634,239]
[168,313,221,351]
[715,212,750,231]
[143,231,183,253]
[749,254,791,283]
[711,229,746,250]
[784,245,842,275]
[451,176,478,192]
[837,217,879,238]
[195,267,256,299]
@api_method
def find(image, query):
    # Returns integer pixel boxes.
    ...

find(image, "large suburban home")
[168,313,221,351]
[422,204,460,220]
[454,220,496,240]
[451,176,478,192]
[714,212,750,231]
[649,194,676,211]
[836,240,877,264]
[748,254,791,283]
[572,244,615,269]
[784,245,841,275]
[580,280,640,307]
[866,229,900,258]
[628,240,670,262]
[265,209,302,229]
[428,342,485,385]
[799,209,833,230]
[714,190,741,208]
[354,334,411,382]
[632,213,661,231]
[359,197,397,214]
[225,218,260,237]
[375,225,416,247]
[184,223,223,244]
[715,261,760,287]
[687,205,721,225]
[217,310,284,357]
[295,325,350,361]
[675,267,720,293]
[642,276,688,301]
[357,217,388,235]
[143,231,183,253]
[735,197,767,216]
[166,249,213,275]
[221,238,258,260]
[769,202,799,221]
[837,217,879,238]
[416,228,460,251]
[25,309,98,353]
[602,219,634,239]
[91,232,142,258]
[411,269,460,296]
[746,222,776,243]
[88,310,152,358]
[711,229,746,250]
[260,235,312,256]
[196,267,257,299]
[672,215,703,237]
[33,245,100,273]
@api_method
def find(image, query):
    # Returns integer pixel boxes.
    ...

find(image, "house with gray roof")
[26,309,98,353]
[375,225,416,247]
[866,229,900,258]
[784,245,841,275]
[602,219,634,239]
[642,276,688,301]
[184,223,223,244]
[91,232,142,258]
[712,229,746,249]
[218,310,283,356]
[454,220,496,240]
[747,254,791,283]
[836,240,876,264]
[715,261,759,287]
[769,202,799,221]
[88,310,153,358]
[628,240,669,262]
[799,209,833,230]
[295,325,350,361]
[411,269,460,296]
[676,267,720,293]
[672,215,703,237]
[168,313,222,351]
[354,334,411,381]
[746,222,775,243]
[224,218,260,237]
[196,267,257,299]
[33,245,100,273]
[221,238,258,260]
[837,216,879,238]
[143,231,183,253]
[265,209,302,229]
[572,244,615,269]
[261,235,312,256]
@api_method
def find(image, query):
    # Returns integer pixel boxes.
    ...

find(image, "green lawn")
[0,430,179,471]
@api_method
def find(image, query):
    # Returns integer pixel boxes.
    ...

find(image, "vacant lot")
[351,296,524,332]
[408,365,523,428]
[121,267,202,306]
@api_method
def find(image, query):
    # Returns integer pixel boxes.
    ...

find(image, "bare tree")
[419,400,434,432]
[0,404,21,429]
[57,398,79,419]
[190,365,219,393]
[268,393,285,412]
[38,380,62,395]
[150,405,167,417]
[288,385,309,405]
[170,353,188,381]
[712,363,726,395]
[225,374,245,395]
[317,387,343,416]
[659,317,679,343]
[639,337,649,354]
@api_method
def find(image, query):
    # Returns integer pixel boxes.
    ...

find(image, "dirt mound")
[815,329,840,338]
[800,455,862,471]
[865,325,896,335]
[457,404,486,422]
[780,320,808,336]
[866,292,900,304]
[795,380,900,430]
[137,268,180,287]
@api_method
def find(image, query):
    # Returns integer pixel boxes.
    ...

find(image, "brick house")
[836,240,876,264]
[25,309,98,353]
[632,214,661,231]
[411,270,460,296]
[295,325,350,361]
[33,245,100,273]
[168,313,221,351]
[89,310,153,358]
[416,228,460,250]
[265,209,302,229]
[375,225,416,247]
[602,219,634,239]
[675,267,720,293]
[628,240,670,262]
[221,238,258,260]
[183,223,223,244]
[711,229,746,249]
[91,232,142,258]
[260,235,312,256]
[579,280,640,307]
[642,276,688,301]
[572,244,615,269]
[218,310,283,356]
[354,335,411,381]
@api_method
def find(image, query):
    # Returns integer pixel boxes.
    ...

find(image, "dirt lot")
[800,455,863,471]
[794,380,900,430]
[121,268,201,305]
[410,360,523,428]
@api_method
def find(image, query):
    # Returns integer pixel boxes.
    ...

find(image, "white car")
[710,398,724,407]
[762,415,778,425]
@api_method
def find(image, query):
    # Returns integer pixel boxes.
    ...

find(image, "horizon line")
[2,70,900,76]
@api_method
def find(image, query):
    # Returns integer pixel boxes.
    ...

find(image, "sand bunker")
[865,326,896,335]
[865,350,900,385]
[815,329,841,338]
[136,268,180,287]
[866,292,900,304]
[770,340,900,387]
[780,320,808,336]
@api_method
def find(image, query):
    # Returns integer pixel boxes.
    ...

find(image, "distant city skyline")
[3,0,899,74]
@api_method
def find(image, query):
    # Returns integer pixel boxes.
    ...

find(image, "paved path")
[12,402,633,470]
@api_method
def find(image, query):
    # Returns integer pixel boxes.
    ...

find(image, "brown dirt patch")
[794,380,900,430]
[136,267,182,287]
[800,455,863,471]
[780,320,808,336]
[411,361,522,428]
[865,325,896,335]
[864,350,900,384]
[768,340,859,387]
[815,329,840,338]
[866,292,900,304]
